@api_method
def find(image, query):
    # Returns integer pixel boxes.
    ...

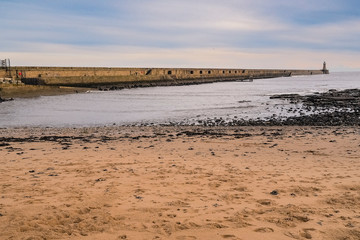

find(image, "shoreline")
[1,88,359,128]
[1,125,359,239]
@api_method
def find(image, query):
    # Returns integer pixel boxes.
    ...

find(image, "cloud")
[0,0,359,70]
[266,18,360,52]
[2,43,359,72]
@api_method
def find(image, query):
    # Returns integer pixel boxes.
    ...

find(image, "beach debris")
[270,190,279,196]
[134,195,143,200]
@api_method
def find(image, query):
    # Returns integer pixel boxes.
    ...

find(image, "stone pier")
[0,66,328,88]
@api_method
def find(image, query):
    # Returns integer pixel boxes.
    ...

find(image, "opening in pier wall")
[145,69,152,75]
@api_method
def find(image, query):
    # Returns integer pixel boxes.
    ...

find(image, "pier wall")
[1,67,326,87]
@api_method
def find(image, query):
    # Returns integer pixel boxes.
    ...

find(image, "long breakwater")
[0,66,328,88]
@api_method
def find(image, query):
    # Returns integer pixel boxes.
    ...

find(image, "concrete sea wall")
[1,67,326,87]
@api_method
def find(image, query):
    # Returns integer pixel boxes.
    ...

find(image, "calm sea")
[0,72,359,127]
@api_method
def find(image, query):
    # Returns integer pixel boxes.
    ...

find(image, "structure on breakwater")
[1,63,329,88]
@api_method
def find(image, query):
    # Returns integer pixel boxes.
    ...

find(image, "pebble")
[270,190,279,196]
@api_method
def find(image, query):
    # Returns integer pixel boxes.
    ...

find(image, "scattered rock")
[95,178,106,182]
[0,97,14,103]
[157,88,360,127]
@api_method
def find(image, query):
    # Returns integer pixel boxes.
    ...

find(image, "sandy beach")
[0,126,359,240]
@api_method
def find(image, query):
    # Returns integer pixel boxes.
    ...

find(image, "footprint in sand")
[222,234,239,239]
[254,227,274,233]
[175,236,197,240]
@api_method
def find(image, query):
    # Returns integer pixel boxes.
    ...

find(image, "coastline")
[1,65,328,99]
[1,81,359,239]
[1,125,359,239]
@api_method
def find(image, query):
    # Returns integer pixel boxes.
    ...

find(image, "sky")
[1,0,360,71]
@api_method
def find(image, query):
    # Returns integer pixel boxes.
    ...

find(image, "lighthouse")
[322,61,329,74]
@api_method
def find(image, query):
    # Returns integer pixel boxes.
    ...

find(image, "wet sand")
[0,126,359,240]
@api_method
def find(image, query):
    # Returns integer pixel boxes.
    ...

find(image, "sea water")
[0,72,359,127]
